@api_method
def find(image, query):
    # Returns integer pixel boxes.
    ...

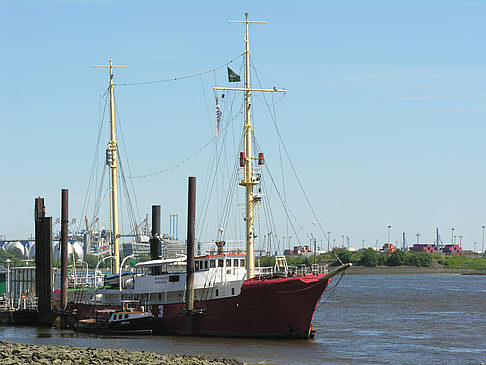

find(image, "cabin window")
[226,270,231,274]
[159,294,162,301]
[240,259,245,267]
[233,259,239,267]
[210,260,216,268]
[195,261,200,271]
[226,259,231,267]
[205,261,208,269]
[125,314,129,319]
[232,288,235,295]
[215,289,219,297]
[169,275,180,282]
[218,259,224,268]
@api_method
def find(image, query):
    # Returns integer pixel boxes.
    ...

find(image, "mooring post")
[60,189,69,328]
[150,205,161,276]
[184,176,196,335]
[35,197,52,326]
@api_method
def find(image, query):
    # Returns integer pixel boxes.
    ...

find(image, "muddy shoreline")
[0,341,242,365]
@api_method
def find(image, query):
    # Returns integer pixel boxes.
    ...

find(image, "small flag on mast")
[215,96,222,136]
[227,67,241,82]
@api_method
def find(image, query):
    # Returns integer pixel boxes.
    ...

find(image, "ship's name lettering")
[154,277,169,284]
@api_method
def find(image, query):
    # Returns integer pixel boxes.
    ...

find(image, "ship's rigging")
[78,21,332,263]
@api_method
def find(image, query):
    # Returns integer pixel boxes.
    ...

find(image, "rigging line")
[249,58,286,106]
[198,118,230,239]
[253,135,301,246]
[117,153,136,233]
[216,135,243,241]
[199,122,238,242]
[217,105,243,240]
[91,167,107,229]
[197,137,219,239]
[197,107,244,239]
[213,90,245,242]
[198,76,219,237]
[125,106,241,179]
[256,73,331,247]
[250,61,286,90]
[260,176,279,252]
[114,97,142,224]
[251,61,304,240]
[317,273,345,309]
[230,99,243,243]
[81,89,109,223]
[272,91,290,242]
[198,76,240,238]
[200,75,214,133]
[116,54,244,86]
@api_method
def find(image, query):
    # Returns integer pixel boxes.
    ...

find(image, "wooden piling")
[184,176,196,335]
[34,197,52,326]
[60,189,68,328]
[150,205,161,276]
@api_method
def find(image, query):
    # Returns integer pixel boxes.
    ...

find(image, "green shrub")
[440,255,486,270]
[387,249,406,266]
[378,253,388,266]
[360,248,379,267]
[338,250,353,264]
[405,252,433,267]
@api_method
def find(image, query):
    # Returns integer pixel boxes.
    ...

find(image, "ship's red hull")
[67,275,331,339]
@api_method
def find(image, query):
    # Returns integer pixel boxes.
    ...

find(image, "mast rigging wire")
[251,57,331,247]
[116,54,244,86]
[81,88,109,227]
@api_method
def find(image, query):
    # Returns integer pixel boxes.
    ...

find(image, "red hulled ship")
[62,13,350,339]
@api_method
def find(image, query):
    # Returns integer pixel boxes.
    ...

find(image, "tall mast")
[215,13,285,279]
[94,60,128,274]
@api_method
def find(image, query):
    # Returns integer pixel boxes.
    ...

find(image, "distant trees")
[0,247,25,267]
[253,248,439,269]
[359,248,379,267]
[337,250,353,264]
[387,249,406,266]
[84,254,100,269]
[405,251,433,267]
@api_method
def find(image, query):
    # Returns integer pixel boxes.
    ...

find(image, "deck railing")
[0,296,38,310]
[255,262,328,277]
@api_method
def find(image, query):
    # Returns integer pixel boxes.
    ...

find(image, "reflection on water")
[0,274,485,364]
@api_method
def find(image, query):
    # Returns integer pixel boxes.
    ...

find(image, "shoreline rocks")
[0,341,243,365]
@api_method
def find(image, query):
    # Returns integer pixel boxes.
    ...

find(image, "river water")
[1,274,485,364]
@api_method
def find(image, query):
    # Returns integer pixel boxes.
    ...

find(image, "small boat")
[74,300,153,335]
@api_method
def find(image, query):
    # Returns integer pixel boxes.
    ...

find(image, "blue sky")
[1,0,486,252]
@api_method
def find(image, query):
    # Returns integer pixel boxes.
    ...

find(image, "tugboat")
[74,300,153,335]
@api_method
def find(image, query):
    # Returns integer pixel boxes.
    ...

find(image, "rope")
[317,273,345,309]
[115,54,243,86]
[251,59,332,248]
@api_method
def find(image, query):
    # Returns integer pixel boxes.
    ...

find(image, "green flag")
[227,67,241,82]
